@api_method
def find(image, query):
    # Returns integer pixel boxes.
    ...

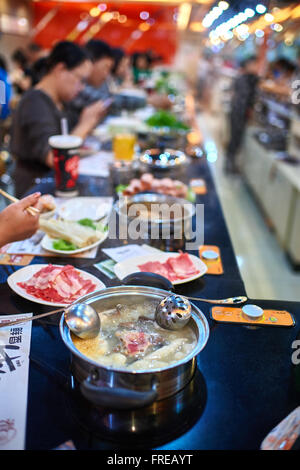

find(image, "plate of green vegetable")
[41,218,108,255]
[145,110,190,132]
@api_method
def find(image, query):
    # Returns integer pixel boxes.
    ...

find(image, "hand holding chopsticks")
[0,192,41,247]
[0,189,40,216]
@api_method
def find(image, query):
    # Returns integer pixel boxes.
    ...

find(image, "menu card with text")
[0,314,32,450]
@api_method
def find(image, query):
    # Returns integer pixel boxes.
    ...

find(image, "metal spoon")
[155,294,192,330]
[0,303,100,339]
[64,303,100,339]
[155,294,247,330]
[186,295,247,305]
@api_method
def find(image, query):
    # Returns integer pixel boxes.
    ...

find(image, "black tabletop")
[1,156,299,450]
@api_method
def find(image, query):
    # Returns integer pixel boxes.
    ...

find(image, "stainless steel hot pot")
[137,127,189,152]
[139,148,188,170]
[59,285,209,410]
[113,193,196,251]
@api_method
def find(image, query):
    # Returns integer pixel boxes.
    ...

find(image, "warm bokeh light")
[89,7,101,17]
[177,3,192,30]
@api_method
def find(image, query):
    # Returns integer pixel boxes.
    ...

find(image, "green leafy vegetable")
[186,187,196,203]
[146,110,189,131]
[115,184,129,194]
[155,78,177,96]
[78,218,97,230]
[53,239,78,251]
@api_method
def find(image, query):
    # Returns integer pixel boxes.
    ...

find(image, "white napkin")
[78,151,114,177]
[0,313,32,450]
[102,244,165,263]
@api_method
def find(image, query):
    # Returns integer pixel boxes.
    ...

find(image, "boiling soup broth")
[72,300,197,371]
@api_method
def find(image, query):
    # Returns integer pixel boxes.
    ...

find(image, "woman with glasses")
[10,41,106,197]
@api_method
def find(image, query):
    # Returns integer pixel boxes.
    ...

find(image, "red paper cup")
[49,135,82,197]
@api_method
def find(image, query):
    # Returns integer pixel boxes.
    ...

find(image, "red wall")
[32,1,179,63]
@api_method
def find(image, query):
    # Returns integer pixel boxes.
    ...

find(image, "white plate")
[41,231,108,255]
[7,264,106,307]
[57,197,111,221]
[114,252,207,285]
[117,88,147,99]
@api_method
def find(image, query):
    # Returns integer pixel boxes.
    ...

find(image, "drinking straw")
[61,118,69,136]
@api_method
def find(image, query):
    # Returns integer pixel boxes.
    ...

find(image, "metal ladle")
[0,303,100,339]
[155,294,247,330]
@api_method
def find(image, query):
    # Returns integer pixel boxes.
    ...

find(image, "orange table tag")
[0,253,34,266]
[199,245,223,275]
[190,179,207,195]
[211,306,295,327]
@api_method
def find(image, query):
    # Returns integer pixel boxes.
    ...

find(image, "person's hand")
[80,100,107,127]
[147,93,172,110]
[0,192,41,247]
[73,100,108,139]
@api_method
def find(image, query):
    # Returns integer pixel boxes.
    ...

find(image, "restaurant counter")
[241,126,300,269]
[1,156,299,450]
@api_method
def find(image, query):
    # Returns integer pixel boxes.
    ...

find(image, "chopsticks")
[0,189,40,216]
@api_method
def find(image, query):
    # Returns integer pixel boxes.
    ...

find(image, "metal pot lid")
[139,148,187,169]
[59,285,210,374]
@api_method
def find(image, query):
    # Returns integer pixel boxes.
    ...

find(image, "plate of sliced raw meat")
[7,264,106,306]
[114,251,207,285]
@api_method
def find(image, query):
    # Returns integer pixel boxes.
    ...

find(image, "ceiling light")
[218,1,229,10]
[98,4,107,12]
[256,4,267,14]
[221,30,233,40]
[76,20,89,31]
[236,23,249,34]
[101,12,113,22]
[18,17,28,27]
[90,7,100,17]
[255,29,264,37]
[244,8,255,18]
[140,11,149,20]
[139,22,150,31]
[264,13,274,22]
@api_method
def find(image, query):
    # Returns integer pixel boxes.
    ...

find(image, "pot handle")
[80,375,158,410]
[122,272,174,291]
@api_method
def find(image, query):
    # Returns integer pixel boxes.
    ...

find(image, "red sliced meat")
[17,264,96,304]
[140,173,154,191]
[116,330,152,356]
[138,253,199,282]
[166,252,200,279]
[137,261,171,280]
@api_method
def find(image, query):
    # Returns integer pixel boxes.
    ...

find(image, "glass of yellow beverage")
[113,133,136,161]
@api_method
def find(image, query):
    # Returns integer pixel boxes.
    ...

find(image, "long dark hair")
[131,52,151,69]
[112,47,125,75]
[12,48,28,70]
[0,55,7,72]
